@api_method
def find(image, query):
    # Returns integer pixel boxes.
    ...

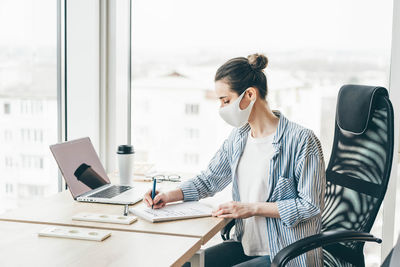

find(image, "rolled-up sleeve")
[179,137,233,201]
[276,130,326,228]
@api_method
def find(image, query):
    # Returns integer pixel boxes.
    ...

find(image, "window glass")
[130,1,392,265]
[0,0,58,213]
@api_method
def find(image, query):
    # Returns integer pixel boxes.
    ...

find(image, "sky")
[0,0,56,46]
[0,0,394,54]
[131,0,393,53]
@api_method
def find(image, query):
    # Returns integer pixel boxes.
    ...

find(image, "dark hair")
[214,53,269,99]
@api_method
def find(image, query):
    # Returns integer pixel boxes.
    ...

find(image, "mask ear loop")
[237,90,256,113]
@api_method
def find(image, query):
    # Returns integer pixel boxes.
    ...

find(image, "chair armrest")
[220,219,235,240]
[271,230,382,267]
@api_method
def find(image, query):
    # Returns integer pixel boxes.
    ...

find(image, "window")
[39,157,44,169]
[130,1,393,265]
[185,128,200,140]
[5,183,14,194]
[4,103,10,114]
[185,104,199,115]
[20,155,44,169]
[184,153,199,165]
[21,101,29,115]
[0,0,58,213]
[3,130,12,141]
[18,184,45,198]
[5,157,13,168]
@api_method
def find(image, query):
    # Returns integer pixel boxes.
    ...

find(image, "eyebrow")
[219,96,228,100]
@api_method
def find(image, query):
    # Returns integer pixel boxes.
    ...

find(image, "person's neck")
[248,100,279,138]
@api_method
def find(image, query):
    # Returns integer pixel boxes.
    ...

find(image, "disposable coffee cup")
[117,145,135,186]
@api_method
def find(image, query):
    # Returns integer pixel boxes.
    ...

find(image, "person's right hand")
[143,189,170,209]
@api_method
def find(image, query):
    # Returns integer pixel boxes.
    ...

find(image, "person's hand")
[212,201,256,219]
[143,189,169,209]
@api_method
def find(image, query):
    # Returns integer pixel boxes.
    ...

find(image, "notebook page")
[130,201,213,222]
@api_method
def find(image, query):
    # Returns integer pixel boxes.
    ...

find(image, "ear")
[246,87,257,101]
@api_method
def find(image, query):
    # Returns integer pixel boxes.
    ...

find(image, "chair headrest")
[336,84,388,135]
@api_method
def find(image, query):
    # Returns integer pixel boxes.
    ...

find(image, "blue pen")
[151,178,157,209]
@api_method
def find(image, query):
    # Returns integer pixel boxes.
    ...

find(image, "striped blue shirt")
[179,111,326,266]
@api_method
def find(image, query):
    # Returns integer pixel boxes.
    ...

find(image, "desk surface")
[0,220,201,267]
[0,188,230,244]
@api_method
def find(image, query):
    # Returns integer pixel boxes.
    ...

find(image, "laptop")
[50,137,143,205]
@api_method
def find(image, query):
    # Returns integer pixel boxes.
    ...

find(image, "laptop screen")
[50,137,110,198]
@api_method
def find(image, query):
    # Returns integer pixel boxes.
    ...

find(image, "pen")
[123,204,129,216]
[151,178,157,209]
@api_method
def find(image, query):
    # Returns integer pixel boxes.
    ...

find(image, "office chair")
[221,85,394,266]
[272,230,400,267]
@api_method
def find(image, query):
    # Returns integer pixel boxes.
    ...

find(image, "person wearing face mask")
[143,53,326,267]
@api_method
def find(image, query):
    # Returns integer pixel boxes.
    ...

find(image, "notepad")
[129,201,213,222]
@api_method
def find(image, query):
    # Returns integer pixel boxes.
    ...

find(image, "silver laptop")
[50,137,143,205]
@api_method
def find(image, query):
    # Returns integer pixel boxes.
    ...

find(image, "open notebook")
[129,201,213,222]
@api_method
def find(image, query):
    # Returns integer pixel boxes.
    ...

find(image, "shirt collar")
[238,110,288,145]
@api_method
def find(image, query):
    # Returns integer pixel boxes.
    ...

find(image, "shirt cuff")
[178,180,200,201]
[276,199,299,228]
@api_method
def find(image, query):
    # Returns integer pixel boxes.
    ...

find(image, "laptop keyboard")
[89,185,132,199]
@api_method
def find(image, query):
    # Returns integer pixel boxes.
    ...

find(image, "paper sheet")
[130,201,213,222]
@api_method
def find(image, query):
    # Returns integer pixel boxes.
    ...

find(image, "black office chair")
[221,85,395,266]
[271,84,394,266]
[272,231,400,267]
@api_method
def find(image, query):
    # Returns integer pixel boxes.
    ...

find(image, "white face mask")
[219,90,256,128]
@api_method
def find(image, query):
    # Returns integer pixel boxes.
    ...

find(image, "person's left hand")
[212,201,256,219]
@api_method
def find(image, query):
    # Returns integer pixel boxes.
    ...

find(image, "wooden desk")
[0,221,201,267]
[0,190,230,245]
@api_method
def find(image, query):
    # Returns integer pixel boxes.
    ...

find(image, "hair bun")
[247,53,268,71]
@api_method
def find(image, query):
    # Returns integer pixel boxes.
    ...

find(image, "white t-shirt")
[237,131,275,256]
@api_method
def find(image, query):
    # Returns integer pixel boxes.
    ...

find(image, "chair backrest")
[322,85,394,266]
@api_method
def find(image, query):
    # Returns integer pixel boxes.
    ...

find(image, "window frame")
[56,0,64,192]
[57,0,106,190]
